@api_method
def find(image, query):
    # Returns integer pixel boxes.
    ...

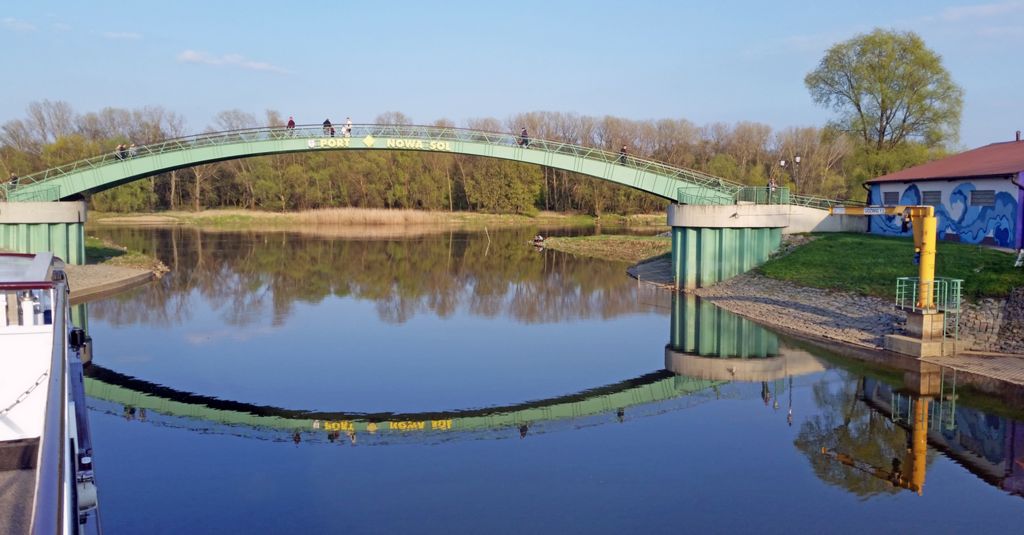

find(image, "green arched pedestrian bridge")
[2,124,838,207]
[2,124,851,283]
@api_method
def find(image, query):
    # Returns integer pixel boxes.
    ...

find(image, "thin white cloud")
[939,1,1024,21]
[102,31,142,40]
[177,49,289,74]
[2,17,36,32]
[52,22,71,32]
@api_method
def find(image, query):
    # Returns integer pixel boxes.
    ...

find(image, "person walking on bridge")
[519,127,530,148]
[323,118,333,137]
[345,117,352,137]
[287,116,296,131]
[766,177,778,204]
[618,145,629,164]
[7,173,17,191]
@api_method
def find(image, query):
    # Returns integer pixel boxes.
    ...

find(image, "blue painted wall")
[869,180,1021,249]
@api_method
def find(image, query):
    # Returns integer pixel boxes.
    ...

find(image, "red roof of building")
[867,140,1024,183]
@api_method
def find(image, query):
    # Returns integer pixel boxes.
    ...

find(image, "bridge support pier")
[0,201,87,264]
[668,203,785,290]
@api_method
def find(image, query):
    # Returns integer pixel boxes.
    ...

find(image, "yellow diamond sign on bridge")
[362,135,375,147]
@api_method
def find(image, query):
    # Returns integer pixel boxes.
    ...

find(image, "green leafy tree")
[90,181,157,212]
[805,29,963,151]
[706,153,740,181]
[844,143,946,199]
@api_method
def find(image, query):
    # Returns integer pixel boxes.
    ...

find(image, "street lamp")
[779,156,801,187]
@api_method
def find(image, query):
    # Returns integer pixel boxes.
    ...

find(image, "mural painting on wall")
[870,183,1018,248]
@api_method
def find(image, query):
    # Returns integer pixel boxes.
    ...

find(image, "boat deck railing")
[1,258,92,533]
[31,276,69,533]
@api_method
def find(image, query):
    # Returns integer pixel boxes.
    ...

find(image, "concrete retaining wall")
[667,203,866,234]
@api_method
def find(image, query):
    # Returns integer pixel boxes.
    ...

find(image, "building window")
[971,190,995,207]
[922,190,942,206]
[882,191,899,205]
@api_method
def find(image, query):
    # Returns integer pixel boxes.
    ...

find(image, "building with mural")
[866,137,1024,250]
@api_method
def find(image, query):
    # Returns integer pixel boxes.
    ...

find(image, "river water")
[82,226,1024,533]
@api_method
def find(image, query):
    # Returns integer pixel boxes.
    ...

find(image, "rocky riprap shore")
[985,287,1024,354]
[693,273,903,350]
[691,272,1023,355]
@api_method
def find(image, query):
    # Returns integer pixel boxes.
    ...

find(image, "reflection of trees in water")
[89,227,650,327]
[793,375,934,498]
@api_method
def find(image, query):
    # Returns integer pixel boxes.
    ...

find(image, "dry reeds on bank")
[288,208,450,226]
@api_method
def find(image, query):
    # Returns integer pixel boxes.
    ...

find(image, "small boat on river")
[0,252,99,534]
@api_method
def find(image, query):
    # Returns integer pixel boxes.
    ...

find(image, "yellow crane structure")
[829,205,959,357]
[830,205,937,309]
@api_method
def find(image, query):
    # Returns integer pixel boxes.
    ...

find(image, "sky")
[1,0,1022,149]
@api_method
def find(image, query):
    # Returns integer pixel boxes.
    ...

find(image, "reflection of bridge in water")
[83,293,826,441]
[85,366,723,438]
[81,290,1024,502]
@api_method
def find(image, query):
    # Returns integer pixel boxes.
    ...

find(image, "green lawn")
[85,236,156,268]
[759,233,1024,301]
[85,236,127,263]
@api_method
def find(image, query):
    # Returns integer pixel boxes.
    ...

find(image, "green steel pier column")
[667,203,784,290]
[0,201,87,264]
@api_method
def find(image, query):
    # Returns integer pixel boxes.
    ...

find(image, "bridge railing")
[736,186,791,205]
[678,185,862,209]
[789,193,861,210]
[7,124,858,209]
[2,183,60,202]
[9,124,747,201]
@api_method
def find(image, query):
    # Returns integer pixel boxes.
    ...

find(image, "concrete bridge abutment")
[0,201,87,264]
[667,203,864,290]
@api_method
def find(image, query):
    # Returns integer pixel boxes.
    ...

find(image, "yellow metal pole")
[916,209,937,309]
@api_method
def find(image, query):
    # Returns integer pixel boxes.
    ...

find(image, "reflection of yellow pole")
[911,397,930,496]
